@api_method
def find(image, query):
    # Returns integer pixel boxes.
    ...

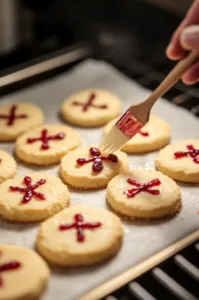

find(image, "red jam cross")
[124,178,161,198]
[73,92,107,112]
[0,105,27,126]
[0,252,21,288]
[27,129,65,150]
[10,176,46,204]
[174,144,199,164]
[59,213,102,242]
[76,147,118,172]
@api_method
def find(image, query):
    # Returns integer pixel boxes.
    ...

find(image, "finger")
[181,60,199,84]
[184,0,199,24]
[180,25,199,50]
[166,42,186,60]
[166,0,199,59]
[166,20,187,60]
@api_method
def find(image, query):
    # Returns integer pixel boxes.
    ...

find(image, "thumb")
[180,25,199,50]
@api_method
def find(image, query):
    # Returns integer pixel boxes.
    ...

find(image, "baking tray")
[0,59,198,300]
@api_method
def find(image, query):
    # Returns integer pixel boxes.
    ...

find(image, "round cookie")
[0,245,49,300]
[0,173,70,222]
[155,139,199,183]
[36,205,123,266]
[60,146,129,189]
[103,115,171,153]
[107,169,181,219]
[0,102,44,141]
[0,150,17,184]
[15,124,81,166]
[61,89,121,127]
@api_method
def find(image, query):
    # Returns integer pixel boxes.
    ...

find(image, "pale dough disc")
[61,89,121,127]
[107,169,181,219]
[0,150,17,184]
[60,146,129,189]
[0,173,70,222]
[0,245,50,300]
[0,102,44,141]
[36,205,123,266]
[103,115,171,153]
[15,124,81,166]
[155,139,199,183]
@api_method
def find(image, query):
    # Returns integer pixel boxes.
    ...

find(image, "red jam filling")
[10,176,46,204]
[174,144,199,164]
[72,92,107,112]
[140,130,149,137]
[124,178,161,198]
[0,254,21,287]
[0,104,27,126]
[59,213,102,242]
[76,147,118,172]
[27,129,65,150]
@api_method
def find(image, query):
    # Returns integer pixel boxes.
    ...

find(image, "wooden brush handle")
[145,50,199,108]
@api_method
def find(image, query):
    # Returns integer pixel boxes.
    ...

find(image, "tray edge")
[79,229,199,300]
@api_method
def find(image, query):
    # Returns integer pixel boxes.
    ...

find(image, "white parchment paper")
[0,60,199,300]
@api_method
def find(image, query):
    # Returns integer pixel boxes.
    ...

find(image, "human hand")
[166,0,199,85]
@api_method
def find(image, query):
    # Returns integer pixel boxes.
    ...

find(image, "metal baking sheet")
[0,59,198,300]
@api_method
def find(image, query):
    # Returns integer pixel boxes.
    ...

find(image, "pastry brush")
[100,50,199,153]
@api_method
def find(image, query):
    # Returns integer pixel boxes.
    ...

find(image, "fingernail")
[166,43,173,56]
[181,25,199,49]
[166,43,180,60]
